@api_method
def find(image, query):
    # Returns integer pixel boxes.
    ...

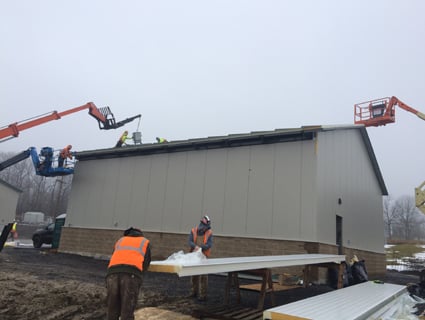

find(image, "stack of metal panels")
[263,281,407,320]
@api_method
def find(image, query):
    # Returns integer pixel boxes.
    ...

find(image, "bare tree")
[383,195,399,240]
[394,195,423,240]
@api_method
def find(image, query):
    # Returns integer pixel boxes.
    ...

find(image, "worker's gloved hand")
[201,245,208,250]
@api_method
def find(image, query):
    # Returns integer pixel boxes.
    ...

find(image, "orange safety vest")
[108,236,150,272]
[190,227,212,257]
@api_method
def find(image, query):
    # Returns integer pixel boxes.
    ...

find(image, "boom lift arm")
[0,102,141,142]
[0,149,31,172]
[354,96,425,214]
[0,147,73,177]
[354,96,425,127]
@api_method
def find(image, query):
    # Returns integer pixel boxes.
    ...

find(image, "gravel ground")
[0,240,421,320]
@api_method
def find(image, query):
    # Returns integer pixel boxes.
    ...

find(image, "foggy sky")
[1,1,424,199]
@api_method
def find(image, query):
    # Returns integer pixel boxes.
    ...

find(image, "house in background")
[0,178,21,227]
[60,125,387,277]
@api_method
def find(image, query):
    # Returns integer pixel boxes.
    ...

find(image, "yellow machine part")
[415,181,425,215]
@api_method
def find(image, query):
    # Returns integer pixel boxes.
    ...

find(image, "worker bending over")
[156,137,168,143]
[115,131,132,147]
[106,227,151,320]
[188,215,213,301]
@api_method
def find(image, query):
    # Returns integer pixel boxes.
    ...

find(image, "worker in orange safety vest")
[58,145,73,167]
[188,215,213,301]
[106,227,151,320]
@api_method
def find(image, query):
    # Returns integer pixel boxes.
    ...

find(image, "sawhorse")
[303,262,344,289]
[224,268,276,309]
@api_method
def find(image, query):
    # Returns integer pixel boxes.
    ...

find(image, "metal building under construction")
[59,125,388,277]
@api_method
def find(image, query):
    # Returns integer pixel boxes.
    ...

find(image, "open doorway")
[336,215,343,255]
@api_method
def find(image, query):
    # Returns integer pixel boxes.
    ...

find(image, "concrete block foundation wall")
[59,227,385,278]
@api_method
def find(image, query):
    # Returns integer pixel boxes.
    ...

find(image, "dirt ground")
[0,239,421,320]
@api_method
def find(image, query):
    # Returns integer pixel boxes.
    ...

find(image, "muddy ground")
[0,234,421,320]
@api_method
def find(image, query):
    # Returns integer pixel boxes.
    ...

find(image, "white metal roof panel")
[263,281,407,320]
[149,254,345,277]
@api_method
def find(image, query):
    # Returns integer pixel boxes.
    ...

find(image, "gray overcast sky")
[1,1,424,199]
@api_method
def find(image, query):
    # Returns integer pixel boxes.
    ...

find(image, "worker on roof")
[58,145,73,168]
[156,137,168,143]
[115,130,132,148]
[106,227,151,320]
[188,215,213,301]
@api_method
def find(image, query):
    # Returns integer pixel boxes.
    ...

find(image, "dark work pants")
[106,273,142,320]
[191,274,208,299]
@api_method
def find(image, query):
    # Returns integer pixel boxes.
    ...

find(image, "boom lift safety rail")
[0,102,141,143]
[354,96,425,214]
[354,96,425,127]
[0,147,73,177]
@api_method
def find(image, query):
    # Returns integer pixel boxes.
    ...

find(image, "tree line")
[384,195,425,242]
[0,151,72,221]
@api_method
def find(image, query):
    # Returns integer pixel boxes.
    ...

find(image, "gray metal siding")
[246,144,274,236]
[316,130,384,253]
[203,149,227,232]
[163,152,187,231]
[180,151,207,231]
[222,147,250,235]
[299,140,318,240]
[0,182,20,226]
[128,155,152,228]
[271,141,314,240]
[67,129,384,255]
[67,141,315,241]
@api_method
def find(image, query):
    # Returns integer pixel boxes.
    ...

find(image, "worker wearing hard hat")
[58,145,73,168]
[106,227,151,320]
[188,215,213,301]
[115,131,132,148]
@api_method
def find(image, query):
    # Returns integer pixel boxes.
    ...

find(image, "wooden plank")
[147,263,181,274]
[239,283,298,292]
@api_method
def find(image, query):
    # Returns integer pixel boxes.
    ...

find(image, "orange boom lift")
[354,96,425,127]
[354,96,425,214]
[0,102,141,143]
